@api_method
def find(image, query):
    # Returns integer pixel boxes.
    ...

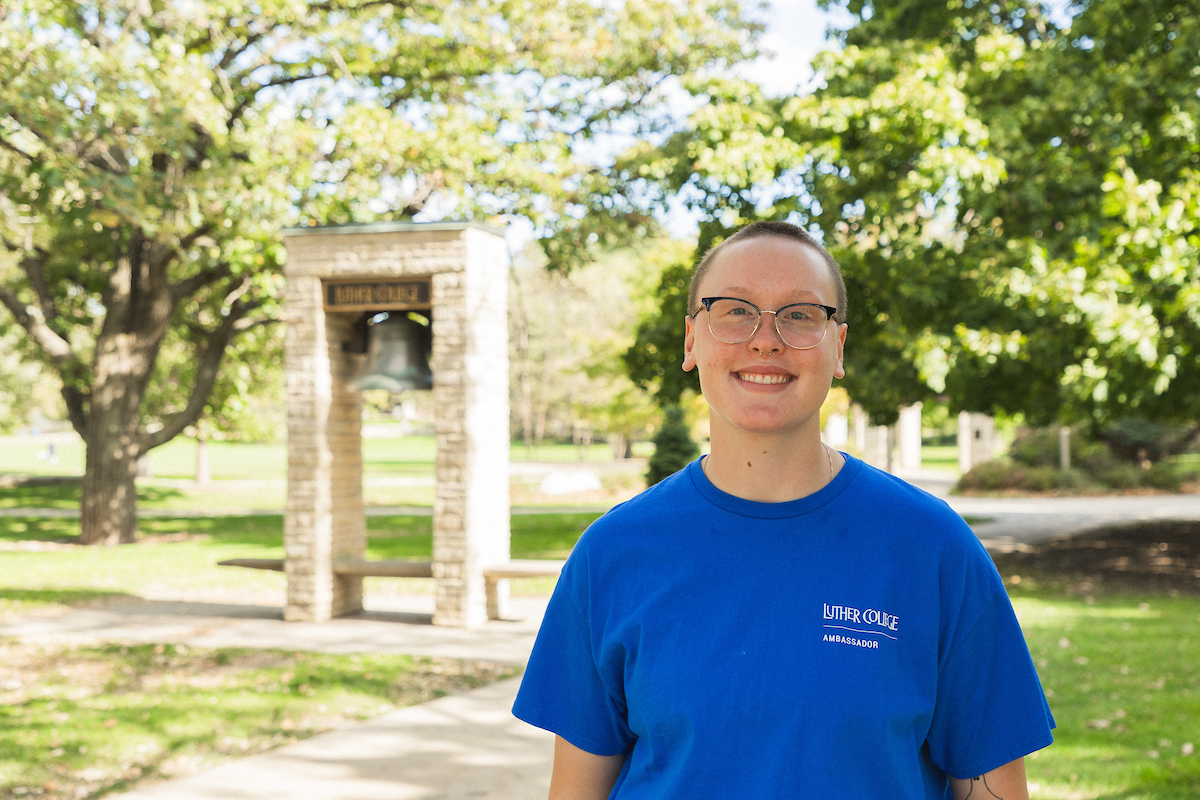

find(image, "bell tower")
[279,221,510,627]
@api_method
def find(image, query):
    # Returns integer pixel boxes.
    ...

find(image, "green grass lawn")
[1011,590,1200,799]
[0,641,516,799]
[0,435,645,511]
[0,511,602,620]
[922,444,960,473]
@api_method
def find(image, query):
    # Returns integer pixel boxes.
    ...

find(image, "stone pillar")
[282,221,509,627]
[862,425,893,472]
[897,403,923,471]
[958,411,997,473]
[823,413,849,450]
[431,228,511,628]
[283,277,366,621]
[851,404,868,454]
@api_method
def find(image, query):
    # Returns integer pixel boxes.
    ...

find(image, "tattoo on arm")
[964,775,1004,800]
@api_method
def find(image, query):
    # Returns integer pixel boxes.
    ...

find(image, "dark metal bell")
[355,312,433,391]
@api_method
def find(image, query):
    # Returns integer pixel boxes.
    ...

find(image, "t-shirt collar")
[687,452,860,519]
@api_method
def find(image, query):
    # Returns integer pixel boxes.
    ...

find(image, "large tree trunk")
[77,243,173,545]
[78,360,157,544]
[80,423,142,545]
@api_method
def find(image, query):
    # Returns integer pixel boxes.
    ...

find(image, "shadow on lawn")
[0,513,286,546]
[0,479,187,510]
[0,587,140,607]
[991,520,1200,596]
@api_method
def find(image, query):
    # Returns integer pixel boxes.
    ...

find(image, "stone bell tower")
[280,221,510,628]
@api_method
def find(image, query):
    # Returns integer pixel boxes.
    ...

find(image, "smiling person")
[512,221,1054,799]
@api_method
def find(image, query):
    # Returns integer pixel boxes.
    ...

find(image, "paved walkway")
[3,488,1200,798]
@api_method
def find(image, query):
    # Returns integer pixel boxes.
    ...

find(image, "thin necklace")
[702,447,836,485]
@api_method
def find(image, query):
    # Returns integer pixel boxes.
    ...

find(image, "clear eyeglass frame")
[693,296,838,350]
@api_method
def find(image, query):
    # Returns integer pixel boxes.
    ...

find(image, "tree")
[509,237,682,452]
[828,0,1200,430]
[0,0,758,544]
[645,403,698,485]
[623,56,1007,424]
[623,0,1199,430]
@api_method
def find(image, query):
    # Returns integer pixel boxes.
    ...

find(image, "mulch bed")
[990,519,1200,596]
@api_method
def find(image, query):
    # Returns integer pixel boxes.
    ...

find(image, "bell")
[355,312,433,391]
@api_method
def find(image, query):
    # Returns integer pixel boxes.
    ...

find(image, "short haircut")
[687,221,847,324]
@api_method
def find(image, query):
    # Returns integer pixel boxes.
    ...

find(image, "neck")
[703,425,841,503]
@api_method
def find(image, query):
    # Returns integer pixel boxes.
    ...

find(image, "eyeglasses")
[693,297,837,350]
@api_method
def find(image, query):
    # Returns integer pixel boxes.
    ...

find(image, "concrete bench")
[217,557,565,620]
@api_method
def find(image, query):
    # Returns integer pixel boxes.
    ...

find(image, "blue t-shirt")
[513,455,1054,799]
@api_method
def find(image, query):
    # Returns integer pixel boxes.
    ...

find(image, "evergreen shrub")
[645,405,699,486]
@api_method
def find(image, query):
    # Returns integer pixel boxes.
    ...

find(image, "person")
[512,220,1055,799]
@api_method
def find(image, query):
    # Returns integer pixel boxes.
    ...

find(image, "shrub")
[1076,440,1119,474]
[1054,468,1092,492]
[1099,417,1198,462]
[1143,462,1182,492]
[1098,464,1142,490]
[1010,428,1061,467]
[957,460,1024,492]
[1021,466,1060,492]
[645,405,699,486]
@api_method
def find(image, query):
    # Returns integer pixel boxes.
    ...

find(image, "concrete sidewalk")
[109,676,551,800]
[1,595,556,799]
[4,490,1200,799]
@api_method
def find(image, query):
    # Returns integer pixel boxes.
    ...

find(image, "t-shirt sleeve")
[511,554,635,757]
[926,588,1056,778]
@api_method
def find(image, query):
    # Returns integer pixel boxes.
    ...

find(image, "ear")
[832,322,847,380]
[682,315,697,372]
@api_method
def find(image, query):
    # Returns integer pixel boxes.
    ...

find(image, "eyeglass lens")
[706,299,829,349]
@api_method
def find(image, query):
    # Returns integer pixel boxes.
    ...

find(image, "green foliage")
[0,0,759,540]
[624,262,701,404]
[1143,462,1184,492]
[1097,418,1200,464]
[627,0,1200,427]
[510,239,680,449]
[1010,427,1116,473]
[959,424,1197,493]
[645,404,699,485]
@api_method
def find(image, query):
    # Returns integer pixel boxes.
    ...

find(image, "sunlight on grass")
[1011,591,1200,800]
[0,642,517,799]
[0,511,600,614]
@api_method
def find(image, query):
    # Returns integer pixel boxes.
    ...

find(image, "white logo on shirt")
[822,603,899,645]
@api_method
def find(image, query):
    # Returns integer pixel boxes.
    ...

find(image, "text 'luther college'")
[822,603,900,632]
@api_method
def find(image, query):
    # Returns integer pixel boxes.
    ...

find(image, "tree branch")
[0,133,36,162]
[308,0,407,12]
[227,73,321,127]
[218,30,266,71]
[140,301,262,450]
[61,385,88,438]
[170,261,231,304]
[0,283,73,363]
[20,249,61,323]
